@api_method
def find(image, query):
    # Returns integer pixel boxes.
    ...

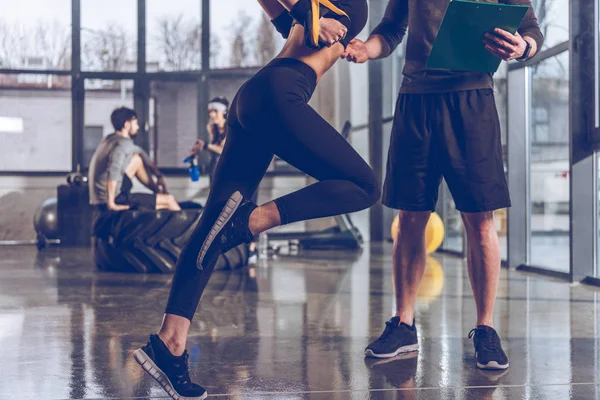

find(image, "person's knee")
[398,210,431,232]
[461,211,495,236]
[168,194,181,210]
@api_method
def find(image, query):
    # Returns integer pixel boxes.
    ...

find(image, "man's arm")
[341,0,408,63]
[509,0,544,58]
[369,0,409,58]
[106,179,129,211]
[134,147,165,193]
[106,145,131,211]
[483,1,544,62]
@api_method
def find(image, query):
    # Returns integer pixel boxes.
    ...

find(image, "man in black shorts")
[342,0,543,369]
[88,107,180,212]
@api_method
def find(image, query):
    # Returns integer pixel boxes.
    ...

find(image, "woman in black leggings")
[134,1,376,399]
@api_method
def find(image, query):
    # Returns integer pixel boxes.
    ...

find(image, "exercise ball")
[33,198,59,240]
[416,256,444,302]
[390,212,445,254]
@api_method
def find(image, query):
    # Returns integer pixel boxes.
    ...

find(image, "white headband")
[208,102,227,112]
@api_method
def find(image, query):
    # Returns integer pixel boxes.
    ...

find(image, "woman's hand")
[319,18,347,47]
[191,140,205,154]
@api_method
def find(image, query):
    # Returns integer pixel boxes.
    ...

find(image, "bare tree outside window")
[0,18,70,69]
[229,11,254,67]
[153,14,201,70]
[255,13,276,66]
[82,24,132,71]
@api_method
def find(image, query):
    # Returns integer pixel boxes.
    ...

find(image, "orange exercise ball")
[390,212,445,254]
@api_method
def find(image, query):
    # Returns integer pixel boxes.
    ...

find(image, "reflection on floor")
[0,244,599,399]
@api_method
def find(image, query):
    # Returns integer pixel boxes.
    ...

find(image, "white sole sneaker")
[133,348,208,400]
[364,343,419,359]
[476,359,509,370]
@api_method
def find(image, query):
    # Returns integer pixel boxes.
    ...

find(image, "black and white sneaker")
[197,191,257,270]
[364,316,419,358]
[134,335,207,400]
[364,352,418,388]
[468,325,509,370]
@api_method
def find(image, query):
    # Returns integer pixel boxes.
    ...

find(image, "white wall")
[0,89,71,171]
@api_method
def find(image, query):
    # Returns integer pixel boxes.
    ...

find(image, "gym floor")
[1,244,599,399]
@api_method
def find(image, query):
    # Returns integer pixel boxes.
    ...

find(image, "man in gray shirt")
[88,107,180,211]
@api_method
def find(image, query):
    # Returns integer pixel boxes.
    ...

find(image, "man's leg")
[124,154,181,211]
[461,211,500,328]
[156,194,181,211]
[393,210,431,325]
[440,89,511,369]
[365,93,440,359]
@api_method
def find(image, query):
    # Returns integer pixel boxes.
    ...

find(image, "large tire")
[92,209,249,273]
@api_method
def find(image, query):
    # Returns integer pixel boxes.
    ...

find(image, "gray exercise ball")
[33,198,59,239]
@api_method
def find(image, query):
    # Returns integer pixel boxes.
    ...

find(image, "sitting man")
[89,107,180,212]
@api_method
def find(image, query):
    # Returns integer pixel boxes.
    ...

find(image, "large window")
[494,63,509,260]
[0,74,72,172]
[529,51,570,272]
[535,0,569,50]
[149,80,198,168]
[81,0,137,72]
[146,0,202,71]
[0,0,71,70]
[83,79,134,168]
[210,0,284,69]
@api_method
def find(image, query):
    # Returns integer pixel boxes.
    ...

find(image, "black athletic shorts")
[382,89,511,213]
[115,175,157,210]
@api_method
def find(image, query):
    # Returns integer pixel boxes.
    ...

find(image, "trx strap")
[307,0,350,48]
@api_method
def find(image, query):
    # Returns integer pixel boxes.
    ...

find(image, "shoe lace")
[468,328,500,352]
[172,352,192,386]
[375,320,397,342]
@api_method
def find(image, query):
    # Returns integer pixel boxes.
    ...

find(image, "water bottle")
[258,232,268,260]
[183,155,200,182]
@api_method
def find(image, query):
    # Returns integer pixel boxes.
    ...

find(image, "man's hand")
[191,139,205,154]
[319,17,347,47]
[340,39,369,63]
[107,202,130,211]
[483,28,528,61]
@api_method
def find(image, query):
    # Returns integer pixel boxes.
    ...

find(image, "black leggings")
[165,58,380,320]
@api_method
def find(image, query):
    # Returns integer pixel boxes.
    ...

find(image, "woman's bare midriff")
[275,25,345,82]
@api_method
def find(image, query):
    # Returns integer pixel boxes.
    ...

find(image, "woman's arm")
[206,137,226,156]
[258,0,287,18]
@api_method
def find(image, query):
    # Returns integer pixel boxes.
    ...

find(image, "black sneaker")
[197,191,257,270]
[468,325,509,370]
[364,352,418,388]
[364,317,419,358]
[133,335,207,400]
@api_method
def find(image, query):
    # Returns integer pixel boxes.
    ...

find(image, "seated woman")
[133,1,375,399]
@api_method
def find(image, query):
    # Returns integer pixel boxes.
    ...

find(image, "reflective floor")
[1,244,599,399]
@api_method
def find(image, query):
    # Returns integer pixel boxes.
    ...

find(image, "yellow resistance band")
[309,0,349,48]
